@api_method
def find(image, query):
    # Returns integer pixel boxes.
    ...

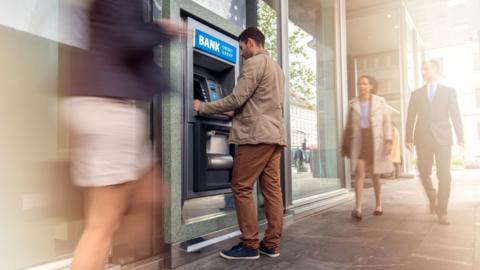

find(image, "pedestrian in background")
[342,75,393,221]
[405,59,464,225]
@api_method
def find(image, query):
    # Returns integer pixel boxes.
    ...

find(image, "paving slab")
[175,170,480,270]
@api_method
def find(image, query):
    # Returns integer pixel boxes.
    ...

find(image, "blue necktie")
[428,85,435,103]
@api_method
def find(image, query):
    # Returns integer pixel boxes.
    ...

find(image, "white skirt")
[62,97,151,187]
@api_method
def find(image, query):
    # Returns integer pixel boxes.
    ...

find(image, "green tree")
[257,1,316,101]
[257,0,278,60]
[288,26,316,101]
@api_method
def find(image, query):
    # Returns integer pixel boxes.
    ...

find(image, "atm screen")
[206,80,222,101]
[193,74,225,103]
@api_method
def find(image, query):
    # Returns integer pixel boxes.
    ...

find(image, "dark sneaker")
[259,241,280,258]
[220,243,259,260]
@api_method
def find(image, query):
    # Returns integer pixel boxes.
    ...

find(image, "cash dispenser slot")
[194,124,234,192]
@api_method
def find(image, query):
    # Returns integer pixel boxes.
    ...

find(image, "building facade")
[0,0,454,269]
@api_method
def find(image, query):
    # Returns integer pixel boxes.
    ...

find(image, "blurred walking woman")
[63,0,184,269]
[342,75,393,221]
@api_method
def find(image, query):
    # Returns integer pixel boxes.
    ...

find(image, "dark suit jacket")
[405,84,464,146]
[69,0,170,100]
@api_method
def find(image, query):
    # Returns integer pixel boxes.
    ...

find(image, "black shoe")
[259,241,280,258]
[351,209,362,221]
[220,243,259,260]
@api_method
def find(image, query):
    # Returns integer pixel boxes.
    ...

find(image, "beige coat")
[347,95,393,174]
[200,50,287,146]
[390,126,401,163]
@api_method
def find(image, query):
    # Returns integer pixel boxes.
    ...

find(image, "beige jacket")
[348,95,394,174]
[199,50,286,146]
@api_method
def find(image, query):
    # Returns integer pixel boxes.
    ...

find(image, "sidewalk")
[176,170,480,270]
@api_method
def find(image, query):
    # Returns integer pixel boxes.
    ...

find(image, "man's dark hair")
[238,27,265,47]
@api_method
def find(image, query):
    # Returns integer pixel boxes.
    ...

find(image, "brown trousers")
[231,144,284,250]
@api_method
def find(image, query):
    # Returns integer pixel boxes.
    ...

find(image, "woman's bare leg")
[354,160,367,212]
[71,182,135,270]
[372,174,382,211]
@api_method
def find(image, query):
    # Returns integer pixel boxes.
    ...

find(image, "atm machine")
[183,17,240,200]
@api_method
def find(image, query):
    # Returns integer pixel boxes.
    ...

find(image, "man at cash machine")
[192,27,286,260]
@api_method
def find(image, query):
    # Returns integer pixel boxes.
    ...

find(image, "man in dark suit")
[406,60,464,225]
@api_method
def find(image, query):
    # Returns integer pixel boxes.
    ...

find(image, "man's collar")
[253,49,268,56]
[427,80,439,88]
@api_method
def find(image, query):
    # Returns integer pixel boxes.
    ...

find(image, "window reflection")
[288,0,342,201]
[0,24,84,269]
[192,0,246,28]
[258,0,278,61]
[182,194,236,222]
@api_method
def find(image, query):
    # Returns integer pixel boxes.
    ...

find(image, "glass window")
[192,0,246,28]
[476,88,480,109]
[478,122,480,140]
[406,25,418,91]
[0,16,82,270]
[257,0,278,61]
[474,53,480,71]
[182,194,237,222]
[0,0,59,41]
[0,2,159,268]
[288,0,343,202]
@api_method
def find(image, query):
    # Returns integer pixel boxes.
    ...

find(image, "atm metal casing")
[183,17,240,199]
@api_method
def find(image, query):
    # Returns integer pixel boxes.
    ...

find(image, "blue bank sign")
[194,29,237,64]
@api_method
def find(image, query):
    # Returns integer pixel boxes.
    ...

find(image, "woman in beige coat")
[342,75,393,221]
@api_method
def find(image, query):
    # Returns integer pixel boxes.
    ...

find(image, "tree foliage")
[257,0,278,60]
[257,1,316,101]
